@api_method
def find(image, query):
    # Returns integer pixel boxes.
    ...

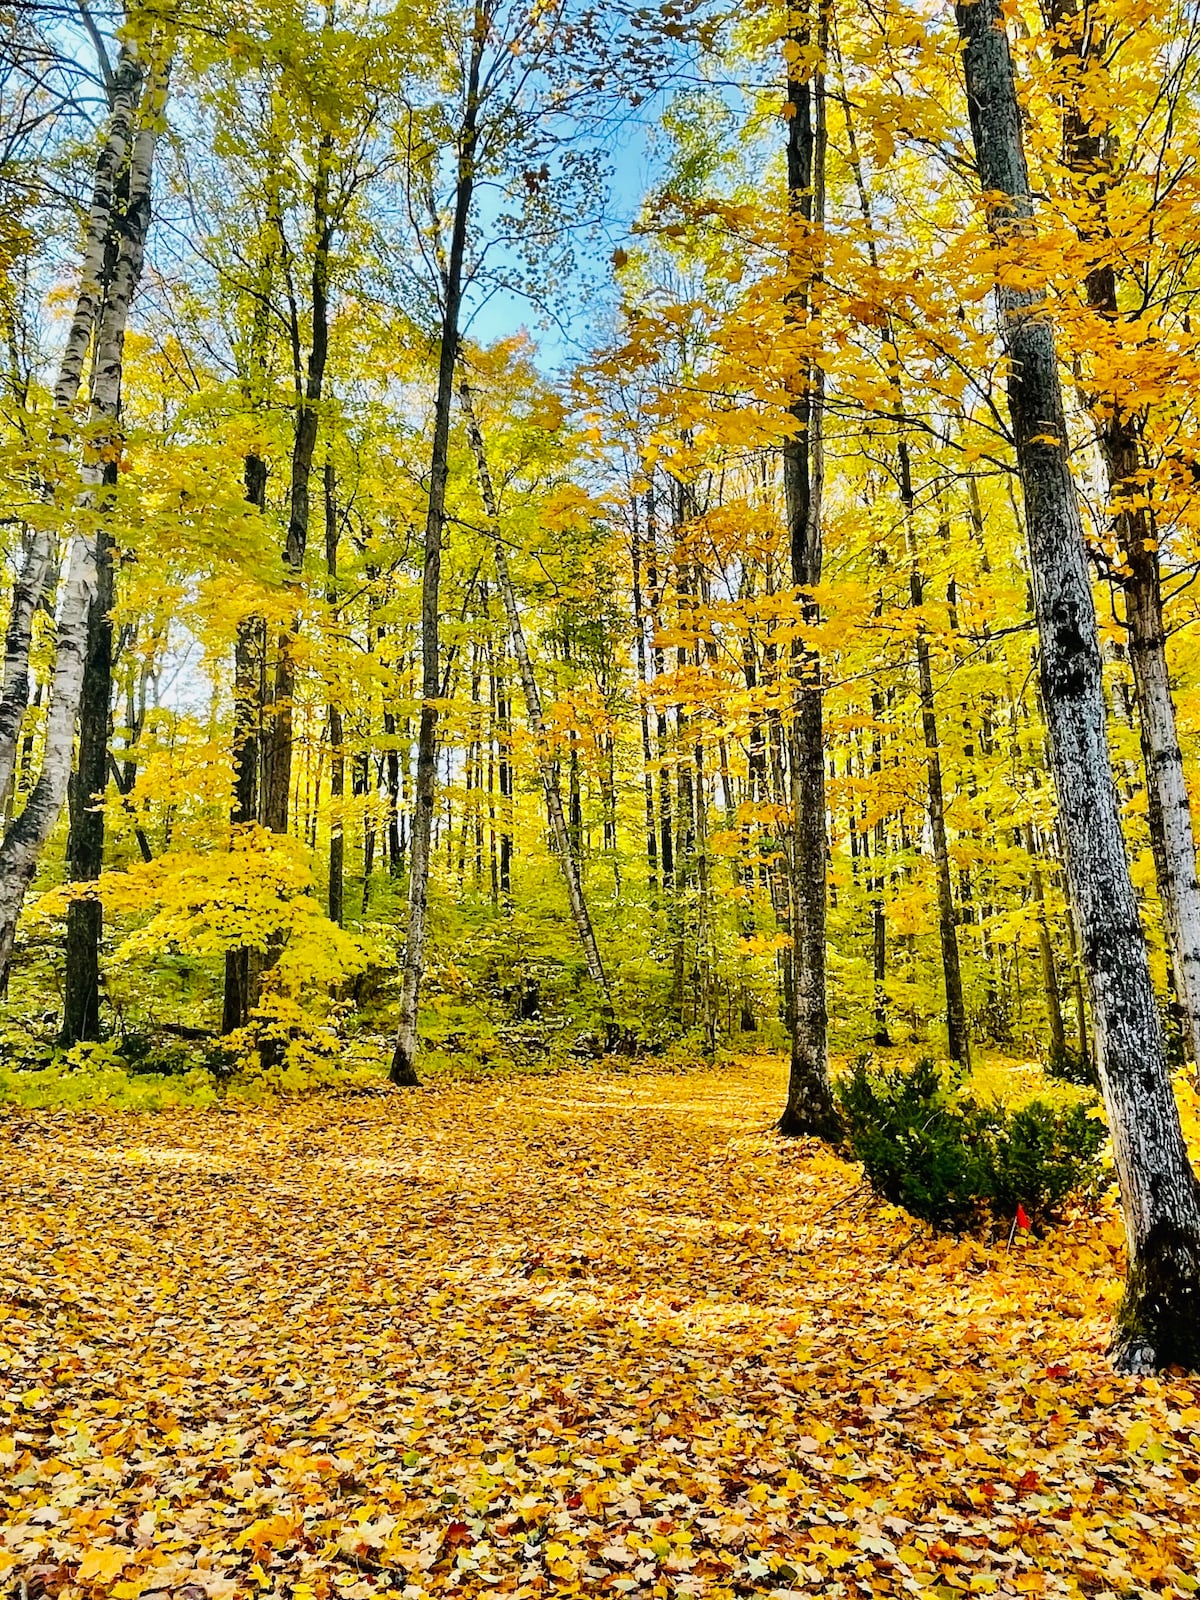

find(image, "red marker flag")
[1015,1203,1031,1231]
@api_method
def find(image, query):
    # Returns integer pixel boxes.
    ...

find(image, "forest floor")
[2,1059,1199,1600]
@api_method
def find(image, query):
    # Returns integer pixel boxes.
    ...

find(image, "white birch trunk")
[955,0,1200,1373]
[0,50,145,807]
[0,48,168,980]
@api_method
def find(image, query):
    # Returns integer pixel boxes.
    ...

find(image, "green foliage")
[836,1055,1108,1229]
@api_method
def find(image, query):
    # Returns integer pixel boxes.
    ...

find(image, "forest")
[2,0,1200,1594]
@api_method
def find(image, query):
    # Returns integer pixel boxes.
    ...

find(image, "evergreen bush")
[836,1055,1108,1229]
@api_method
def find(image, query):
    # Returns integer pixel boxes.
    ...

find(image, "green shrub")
[835,1055,1108,1229]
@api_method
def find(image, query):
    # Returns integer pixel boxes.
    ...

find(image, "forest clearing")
[3,1059,1199,1600]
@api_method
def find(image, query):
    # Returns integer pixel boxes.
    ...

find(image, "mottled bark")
[0,46,166,982]
[0,50,143,812]
[957,0,1200,1371]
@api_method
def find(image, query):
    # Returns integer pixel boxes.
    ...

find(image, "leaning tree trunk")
[779,4,839,1138]
[956,0,1200,1372]
[0,49,144,809]
[0,48,167,984]
[390,25,484,1087]
[459,378,612,1008]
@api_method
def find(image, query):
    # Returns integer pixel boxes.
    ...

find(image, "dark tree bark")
[956,0,1200,1371]
[222,452,268,1034]
[61,512,114,1045]
[899,440,970,1065]
[390,17,485,1086]
[778,3,839,1138]
[324,457,344,926]
[262,132,333,837]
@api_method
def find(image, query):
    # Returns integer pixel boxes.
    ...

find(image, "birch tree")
[0,24,171,983]
[954,0,1200,1371]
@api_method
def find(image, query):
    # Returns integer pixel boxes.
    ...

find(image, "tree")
[954,0,1200,1371]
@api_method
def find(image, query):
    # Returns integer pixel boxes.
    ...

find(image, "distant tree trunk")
[898,439,970,1065]
[0,45,167,982]
[460,379,612,1007]
[222,452,268,1034]
[324,457,344,926]
[630,504,659,893]
[779,6,839,1138]
[1025,824,1066,1065]
[391,23,484,1086]
[61,515,114,1045]
[262,132,333,837]
[957,0,1200,1371]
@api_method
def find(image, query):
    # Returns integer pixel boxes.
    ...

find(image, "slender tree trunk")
[0,46,167,981]
[262,133,333,837]
[222,453,268,1033]
[324,457,345,926]
[900,440,970,1064]
[459,379,612,1005]
[390,26,485,1085]
[957,0,1200,1371]
[61,515,113,1044]
[779,5,838,1137]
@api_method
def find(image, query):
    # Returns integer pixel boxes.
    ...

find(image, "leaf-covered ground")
[2,1061,1199,1600]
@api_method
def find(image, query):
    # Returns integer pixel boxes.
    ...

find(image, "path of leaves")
[2,1061,1199,1600]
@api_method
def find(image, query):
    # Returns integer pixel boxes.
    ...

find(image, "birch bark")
[0,44,167,981]
[955,0,1200,1370]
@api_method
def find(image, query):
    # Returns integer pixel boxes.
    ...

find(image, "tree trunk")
[900,439,970,1065]
[324,457,344,927]
[779,5,839,1138]
[1042,0,1200,1069]
[459,379,612,1006]
[0,51,144,809]
[61,514,113,1045]
[956,0,1200,1371]
[262,133,333,837]
[390,25,485,1086]
[222,453,268,1034]
[0,45,167,982]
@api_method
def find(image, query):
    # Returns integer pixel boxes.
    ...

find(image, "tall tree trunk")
[459,379,612,1006]
[1042,0,1200,1068]
[61,515,113,1044]
[956,0,1200,1371]
[222,453,268,1033]
[262,133,333,837]
[0,50,144,808]
[324,457,344,927]
[779,3,839,1137]
[390,22,485,1085]
[0,45,167,982]
[899,441,970,1064]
